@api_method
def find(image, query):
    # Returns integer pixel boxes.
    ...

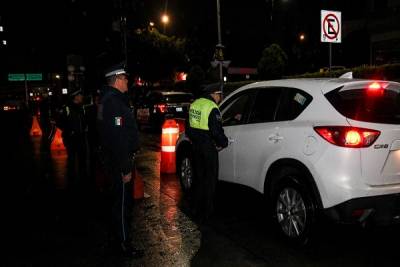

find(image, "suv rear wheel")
[271,167,316,245]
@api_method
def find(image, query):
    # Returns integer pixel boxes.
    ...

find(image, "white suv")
[176,77,400,244]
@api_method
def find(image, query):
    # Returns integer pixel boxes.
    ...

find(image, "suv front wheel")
[271,168,316,245]
[177,147,193,195]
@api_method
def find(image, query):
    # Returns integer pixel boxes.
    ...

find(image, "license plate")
[176,107,183,112]
[137,108,150,119]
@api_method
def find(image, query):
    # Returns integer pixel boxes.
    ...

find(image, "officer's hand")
[121,172,132,183]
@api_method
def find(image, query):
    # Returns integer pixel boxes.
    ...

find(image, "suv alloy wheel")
[177,149,193,194]
[272,167,316,245]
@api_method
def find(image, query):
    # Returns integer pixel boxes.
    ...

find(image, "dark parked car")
[0,98,25,112]
[0,97,31,134]
[135,91,194,130]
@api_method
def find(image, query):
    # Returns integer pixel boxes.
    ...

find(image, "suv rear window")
[325,84,400,124]
[163,94,193,103]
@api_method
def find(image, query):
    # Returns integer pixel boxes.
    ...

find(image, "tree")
[133,28,187,82]
[186,65,206,97]
[257,43,288,80]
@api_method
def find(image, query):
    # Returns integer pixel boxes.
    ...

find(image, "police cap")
[203,83,222,95]
[70,88,83,97]
[104,62,128,78]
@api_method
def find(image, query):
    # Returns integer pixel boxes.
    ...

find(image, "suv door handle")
[268,134,283,142]
[228,137,235,144]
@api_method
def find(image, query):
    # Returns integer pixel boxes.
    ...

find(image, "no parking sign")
[321,10,341,43]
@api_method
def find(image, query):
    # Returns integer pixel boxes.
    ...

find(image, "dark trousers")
[108,158,133,244]
[65,137,87,191]
[192,142,219,220]
[39,121,52,151]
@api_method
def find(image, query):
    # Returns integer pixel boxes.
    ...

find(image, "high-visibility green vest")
[189,98,219,130]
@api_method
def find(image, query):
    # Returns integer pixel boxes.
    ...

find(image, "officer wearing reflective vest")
[187,83,228,222]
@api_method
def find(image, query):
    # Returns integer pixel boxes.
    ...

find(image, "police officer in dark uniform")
[56,88,87,190]
[83,90,101,190]
[98,65,143,258]
[38,92,53,151]
[187,83,228,223]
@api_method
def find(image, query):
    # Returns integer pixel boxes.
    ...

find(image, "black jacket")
[98,86,139,175]
[187,95,228,149]
[56,101,86,144]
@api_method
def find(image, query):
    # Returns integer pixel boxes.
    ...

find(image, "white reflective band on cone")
[161,146,176,152]
[162,128,179,134]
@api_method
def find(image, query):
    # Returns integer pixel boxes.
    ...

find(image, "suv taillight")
[314,126,380,148]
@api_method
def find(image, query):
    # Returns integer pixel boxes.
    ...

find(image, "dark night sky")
[0,0,376,74]
[1,0,110,71]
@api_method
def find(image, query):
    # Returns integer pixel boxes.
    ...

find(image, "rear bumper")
[154,112,186,125]
[324,193,400,225]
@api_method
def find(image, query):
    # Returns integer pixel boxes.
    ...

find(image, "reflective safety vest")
[189,98,219,130]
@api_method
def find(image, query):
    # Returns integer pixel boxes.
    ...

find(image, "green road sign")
[26,73,42,81]
[8,73,25,81]
[8,73,43,81]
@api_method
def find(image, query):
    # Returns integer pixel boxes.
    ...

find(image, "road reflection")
[31,135,68,190]
[50,150,68,189]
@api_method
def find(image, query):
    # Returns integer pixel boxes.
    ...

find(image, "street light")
[299,33,305,41]
[161,14,169,34]
[148,21,155,32]
[161,14,169,24]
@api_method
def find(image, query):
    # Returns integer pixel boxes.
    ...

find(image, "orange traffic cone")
[160,119,179,174]
[132,167,144,200]
[30,115,42,136]
[51,127,66,150]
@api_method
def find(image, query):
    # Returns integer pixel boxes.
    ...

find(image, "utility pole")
[216,0,224,95]
[118,0,128,68]
[24,77,29,108]
[121,15,128,67]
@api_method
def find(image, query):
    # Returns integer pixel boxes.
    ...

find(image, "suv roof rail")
[339,72,353,79]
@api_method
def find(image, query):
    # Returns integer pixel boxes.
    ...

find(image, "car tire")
[177,148,194,195]
[271,167,316,246]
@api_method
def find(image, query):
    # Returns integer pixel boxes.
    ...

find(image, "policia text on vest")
[189,98,219,131]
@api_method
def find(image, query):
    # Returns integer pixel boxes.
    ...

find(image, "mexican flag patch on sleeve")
[115,116,123,126]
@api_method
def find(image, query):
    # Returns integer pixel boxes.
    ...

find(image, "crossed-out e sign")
[321,10,341,43]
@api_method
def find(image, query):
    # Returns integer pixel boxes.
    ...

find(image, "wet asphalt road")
[139,129,400,267]
[2,113,400,266]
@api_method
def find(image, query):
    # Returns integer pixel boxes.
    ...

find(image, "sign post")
[25,78,28,108]
[321,10,341,71]
[8,73,43,107]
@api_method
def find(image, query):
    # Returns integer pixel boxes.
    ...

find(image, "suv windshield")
[325,84,400,124]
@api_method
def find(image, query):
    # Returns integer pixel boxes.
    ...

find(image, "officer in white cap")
[97,64,143,258]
